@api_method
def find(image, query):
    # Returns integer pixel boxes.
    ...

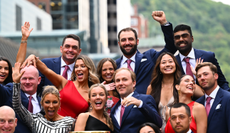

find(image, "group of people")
[0,10,230,133]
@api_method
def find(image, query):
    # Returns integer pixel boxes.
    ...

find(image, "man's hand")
[21,22,33,41]
[12,62,25,83]
[121,97,141,107]
[152,11,167,25]
[21,54,37,68]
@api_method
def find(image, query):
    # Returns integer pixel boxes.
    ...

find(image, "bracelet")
[21,40,27,43]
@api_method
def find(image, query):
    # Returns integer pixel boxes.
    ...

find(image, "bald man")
[0,65,41,133]
[0,106,17,133]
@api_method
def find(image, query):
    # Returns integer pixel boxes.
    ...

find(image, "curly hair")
[71,55,99,87]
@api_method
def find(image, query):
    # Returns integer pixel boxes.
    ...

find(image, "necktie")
[120,105,125,126]
[205,97,212,116]
[184,57,193,78]
[28,95,33,113]
[126,59,133,71]
[62,65,69,79]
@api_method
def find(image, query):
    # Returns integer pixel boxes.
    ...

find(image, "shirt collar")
[179,48,195,62]
[61,57,75,71]
[121,52,137,65]
[25,92,38,102]
[120,92,134,102]
[205,85,220,100]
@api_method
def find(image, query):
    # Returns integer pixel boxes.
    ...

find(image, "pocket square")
[133,105,137,108]
[141,58,147,62]
[215,104,221,110]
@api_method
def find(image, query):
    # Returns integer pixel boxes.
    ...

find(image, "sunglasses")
[174,33,189,40]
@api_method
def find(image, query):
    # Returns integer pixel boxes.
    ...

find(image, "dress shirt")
[204,86,220,108]
[120,53,136,71]
[25,92,41,114]
[114,92,143,126]
[60,58,75,80]
[179,48,196,79]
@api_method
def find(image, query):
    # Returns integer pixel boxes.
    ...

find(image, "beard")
[120,43,137,56]
[175,41,192,55]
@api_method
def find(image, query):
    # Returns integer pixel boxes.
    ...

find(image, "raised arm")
[12,62,33,131]
[22,55,68,91]
[16,22,33,63]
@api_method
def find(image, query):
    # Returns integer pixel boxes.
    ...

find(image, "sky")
[212,0,230,5]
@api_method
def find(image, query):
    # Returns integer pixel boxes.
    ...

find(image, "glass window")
[37,17,42,30]
[16,5,22,31]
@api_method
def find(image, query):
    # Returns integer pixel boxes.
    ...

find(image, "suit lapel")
[110,100,121,129]
[176,55,185,74]
[134,51,143,73]
[52,57,61,74]
[116,56,122,69]
[208,89,223,122]
[194,49,204,60]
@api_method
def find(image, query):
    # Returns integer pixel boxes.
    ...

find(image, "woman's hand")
[21,54,38,68]
[101,81,116,91]
[191,58,203,75]
[12,62,25,83]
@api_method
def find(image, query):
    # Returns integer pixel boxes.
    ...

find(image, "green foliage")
[131,0,230,83]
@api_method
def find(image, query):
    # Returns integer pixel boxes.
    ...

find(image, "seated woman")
[74,84,114,132]
[12,62,76,133]
[137,122,161,133]
[164,75,207,133]
[146,52,181,132]
[97,58,119,114]
[0,57,13,85]
[23,54,100,118]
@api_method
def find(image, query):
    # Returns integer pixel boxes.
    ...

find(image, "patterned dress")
[12,83,76,133]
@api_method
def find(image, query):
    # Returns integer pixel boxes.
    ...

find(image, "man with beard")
[116,11,177,94]
[174,24,229,91]
[196,62,230,133]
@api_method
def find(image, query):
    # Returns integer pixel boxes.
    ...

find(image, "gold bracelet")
[21,40,27,43]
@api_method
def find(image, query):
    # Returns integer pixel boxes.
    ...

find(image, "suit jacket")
[116,23,177,94]
[38,57,61,95]
[196,88,230,133]
[0,83,41,133]
[176,49,230,91]
[110,92,162,133]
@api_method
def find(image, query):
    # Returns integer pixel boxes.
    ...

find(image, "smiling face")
[60,38,81,65]
[89,86,107,110]
[101,61,115,83]
[176,75,195,96]
[0,61,9,84]
[159,54,176,75]
[74,59,89,82]
[118,31,139,58]
[115,69,136,99]
[42,93,60,121]
[0,106,17,133]
[174,30,193,56]
[20,66,41,95]
[170,106,191,133]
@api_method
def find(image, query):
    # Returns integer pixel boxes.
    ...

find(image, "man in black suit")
[174,24,229,91]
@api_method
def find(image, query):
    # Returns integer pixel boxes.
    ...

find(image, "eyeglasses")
[174,33,189,40]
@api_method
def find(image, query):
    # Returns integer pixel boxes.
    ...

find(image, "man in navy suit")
[173,24,229,91]
[116,11,177,94]
[110,68,162,133]
[196,62,230,133]
[0,65,41,133]
[38,34,82,95]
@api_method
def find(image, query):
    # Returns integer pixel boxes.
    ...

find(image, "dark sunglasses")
[174,33,189,40]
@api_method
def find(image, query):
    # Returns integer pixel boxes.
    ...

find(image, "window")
[16,5,22,31]
[37,17,42,30]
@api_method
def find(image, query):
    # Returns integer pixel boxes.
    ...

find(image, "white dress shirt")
[60,58,75,80]
[205,86,220,108]
[120,53,136,71]
[179,48,196,79]
[25,92,41,114]
[114,92,143,126]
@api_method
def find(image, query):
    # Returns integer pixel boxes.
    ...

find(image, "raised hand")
[21,54,38,68]
[12,62,25,83]
[121,97,141,107]
[102,81,116,91]
[21,22,33,41]
[191,58,204,75]
[152,11,167,25]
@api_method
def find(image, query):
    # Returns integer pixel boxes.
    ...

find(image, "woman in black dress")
[74,84,114,132]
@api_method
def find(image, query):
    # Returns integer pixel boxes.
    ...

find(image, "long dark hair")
[0,57,13,84]
[137,122,161,133]
[149,52,181,106]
